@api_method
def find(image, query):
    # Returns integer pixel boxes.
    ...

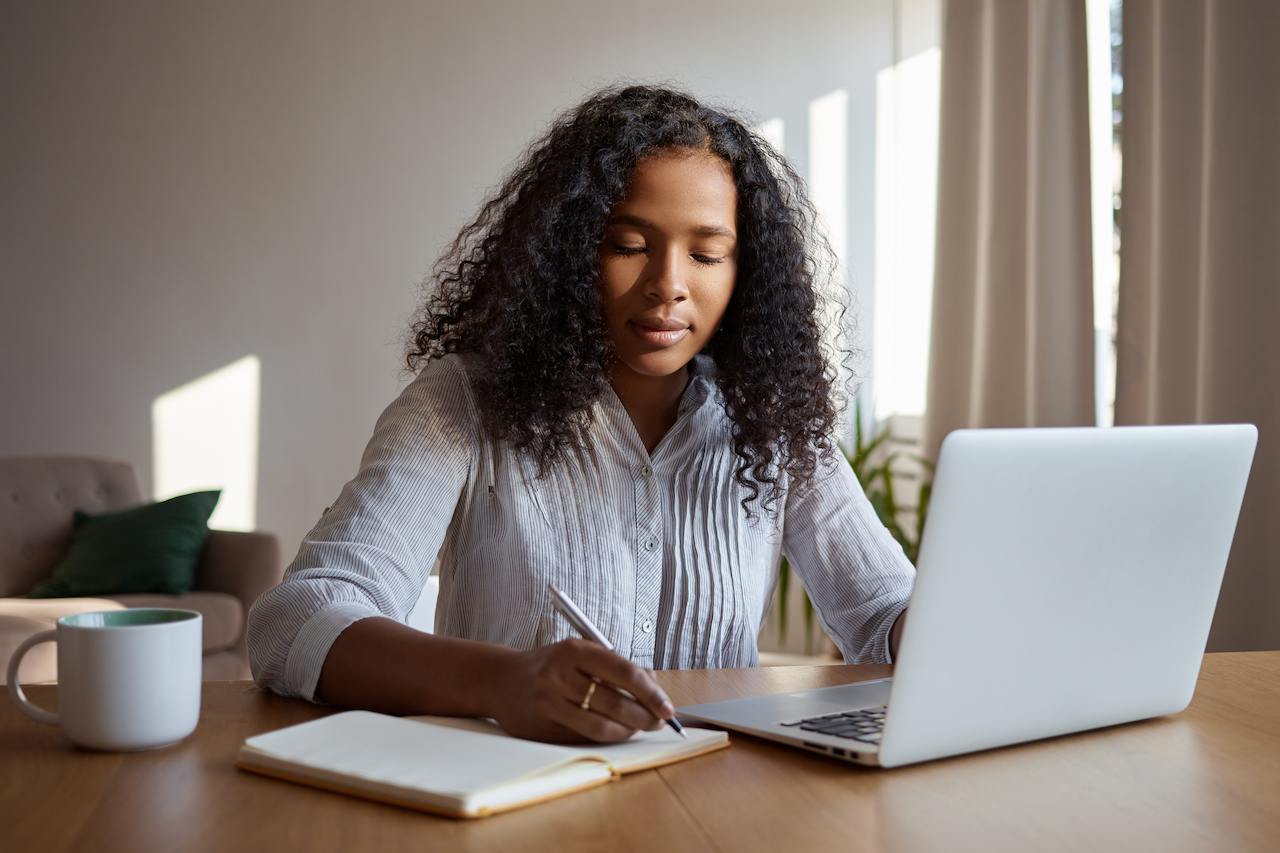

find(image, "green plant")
[774,400,934,654]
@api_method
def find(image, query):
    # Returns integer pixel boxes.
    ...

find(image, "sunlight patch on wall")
[807,89,852,435]
[1086,0,1121,427]
[808,89,849,278]
[872,48,940,423]
[152,355,260,531]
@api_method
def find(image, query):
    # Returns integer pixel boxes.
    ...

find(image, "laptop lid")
[877,424,1257,768]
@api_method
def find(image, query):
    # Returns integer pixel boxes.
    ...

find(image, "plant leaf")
[909,453,938,474]
[913,480,933,563]
[853,397,864,455]
[856,431,891,478]
[802,591,815,656]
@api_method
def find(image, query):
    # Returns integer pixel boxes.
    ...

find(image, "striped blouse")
[246,352,916,702]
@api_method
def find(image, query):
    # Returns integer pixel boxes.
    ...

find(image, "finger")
[568,641,675,722]
[565,671,663,732]
[555,700,640,743]
[540,684,636,743]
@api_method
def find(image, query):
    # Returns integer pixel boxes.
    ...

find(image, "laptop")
[676,424,1258,768]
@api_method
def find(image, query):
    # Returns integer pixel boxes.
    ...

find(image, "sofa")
[0,456,282,684]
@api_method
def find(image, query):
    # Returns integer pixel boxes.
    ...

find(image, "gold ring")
[579,680,597,711]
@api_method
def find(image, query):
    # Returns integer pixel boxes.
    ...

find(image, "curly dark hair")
[406,83,852,519]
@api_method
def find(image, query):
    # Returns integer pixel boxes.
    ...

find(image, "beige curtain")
[924,0,1096,462]
[1115,0,1280,652]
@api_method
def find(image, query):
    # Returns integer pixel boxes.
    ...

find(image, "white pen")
[548,582,686,739]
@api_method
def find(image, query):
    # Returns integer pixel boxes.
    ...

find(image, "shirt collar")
[679,353,716,417]
[594,354,718,456]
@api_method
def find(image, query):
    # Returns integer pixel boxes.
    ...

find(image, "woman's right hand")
[484,639,677,744]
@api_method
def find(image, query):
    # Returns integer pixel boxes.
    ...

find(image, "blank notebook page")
[242,710,609,797]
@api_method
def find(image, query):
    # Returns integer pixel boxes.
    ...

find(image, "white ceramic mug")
[6,608,202,751]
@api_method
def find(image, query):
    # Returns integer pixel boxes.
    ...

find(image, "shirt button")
[642,537,658,553]
[641,620,654,633]
[638,464,653,477]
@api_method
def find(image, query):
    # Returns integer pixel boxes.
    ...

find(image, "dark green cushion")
[26,490,221,598]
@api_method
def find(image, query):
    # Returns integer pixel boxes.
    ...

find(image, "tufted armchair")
[0,456,282,684]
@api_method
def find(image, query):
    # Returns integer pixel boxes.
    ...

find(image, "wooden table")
[2,652,1277,852]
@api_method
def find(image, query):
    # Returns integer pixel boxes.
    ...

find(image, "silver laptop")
[676,424,1257,768]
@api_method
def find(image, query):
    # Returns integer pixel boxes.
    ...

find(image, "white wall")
[1,0,897,563]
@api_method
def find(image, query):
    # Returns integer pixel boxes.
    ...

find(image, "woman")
[247,84,915,745]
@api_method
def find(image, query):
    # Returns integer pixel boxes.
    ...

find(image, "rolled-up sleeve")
[246,354,477,701]
[781,447,916,665]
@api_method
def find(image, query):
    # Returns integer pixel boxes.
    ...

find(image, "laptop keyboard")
[780,705,887,744]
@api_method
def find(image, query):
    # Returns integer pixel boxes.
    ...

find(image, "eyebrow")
[606,213,736,240]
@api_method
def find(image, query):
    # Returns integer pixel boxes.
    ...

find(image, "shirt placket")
[630,459,662,667]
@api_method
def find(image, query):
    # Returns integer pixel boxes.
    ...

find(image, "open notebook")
[236,710,729,819]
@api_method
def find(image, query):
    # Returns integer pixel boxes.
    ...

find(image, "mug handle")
[7,629,59,725]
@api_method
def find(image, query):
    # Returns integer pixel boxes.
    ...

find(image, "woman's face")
[598,148,738,381]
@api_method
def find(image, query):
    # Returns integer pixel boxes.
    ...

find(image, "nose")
[645,246,690,303]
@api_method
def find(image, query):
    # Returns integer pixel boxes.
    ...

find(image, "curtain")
[1115,0,1280,651]
[924,0,1096,463]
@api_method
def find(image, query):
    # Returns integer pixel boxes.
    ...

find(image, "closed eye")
[611,246,725,266]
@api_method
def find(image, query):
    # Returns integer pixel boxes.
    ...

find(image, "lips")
[632,317,691,332]
[628,318,691,348]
